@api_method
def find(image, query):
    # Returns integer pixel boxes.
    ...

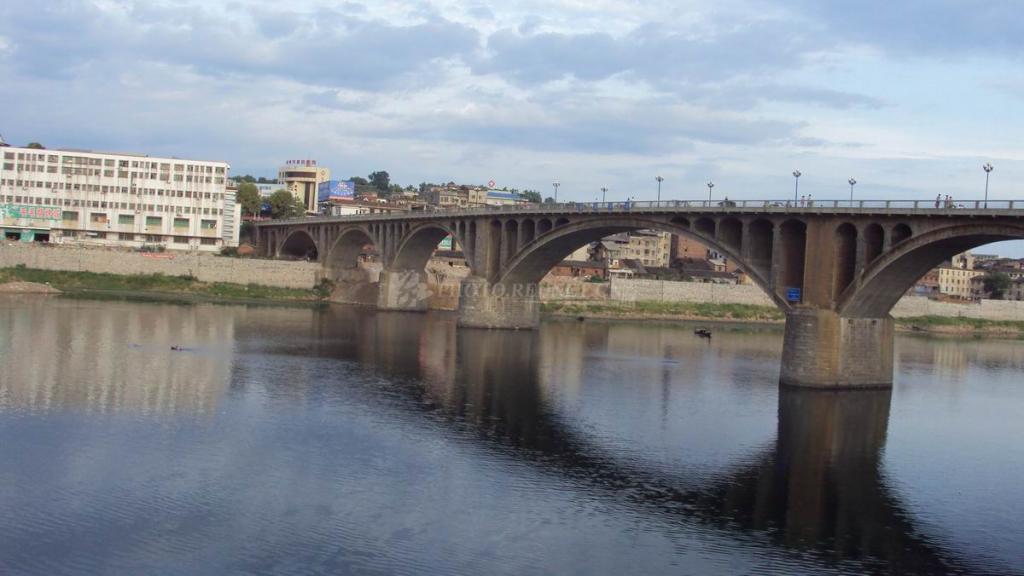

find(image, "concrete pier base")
[456,277,540,329]
[377,270,430,311]
[780,308,894,388]
[328,267,379,306]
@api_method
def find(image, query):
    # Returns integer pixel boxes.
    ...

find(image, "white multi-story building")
[0,145,239,251]
[937,266,982,299]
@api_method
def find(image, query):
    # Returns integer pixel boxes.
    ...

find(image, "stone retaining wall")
[890,296,1024,321]
[0,243,320,289]
[610,278,775,306]
[608,277,1024,321]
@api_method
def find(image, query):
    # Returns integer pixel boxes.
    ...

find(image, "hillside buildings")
[0,144,240,251]
[426,185,532,209]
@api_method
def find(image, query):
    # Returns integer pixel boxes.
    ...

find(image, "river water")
[0,297,1022,575]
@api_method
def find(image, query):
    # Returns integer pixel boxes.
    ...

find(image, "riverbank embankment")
[3,243,1024,336]
[542,300,1024,337]
[0,266,327,305]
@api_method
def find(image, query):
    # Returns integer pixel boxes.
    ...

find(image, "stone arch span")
[325,226,376,272]
[840,223,1024,317]
[391,223,460,272]
[497,217,789,310]
[279,229,319,261]
[324,226,379,306]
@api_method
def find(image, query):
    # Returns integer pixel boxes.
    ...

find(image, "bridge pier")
[377,270,430,311]
[780,309,894,389]
[328,266,380,306]
[456,277,540,329]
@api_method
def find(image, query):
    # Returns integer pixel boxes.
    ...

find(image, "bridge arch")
[833,222,858,301]
[718,217,743,252]
[325,226,376,273]
[840,223,1024,317]
[891,223,912,246]
[863,223,884,267]
[391,223,458,272]
[279,229,319,261]
[498,216,789,309]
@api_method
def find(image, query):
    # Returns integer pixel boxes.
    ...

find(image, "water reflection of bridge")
[252,308,971,574]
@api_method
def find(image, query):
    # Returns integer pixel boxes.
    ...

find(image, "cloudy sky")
[1,1,1021,218]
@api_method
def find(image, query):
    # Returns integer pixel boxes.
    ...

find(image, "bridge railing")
[263,199,1022,225]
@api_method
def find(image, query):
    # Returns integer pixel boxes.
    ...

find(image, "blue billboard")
[318,180,355,202]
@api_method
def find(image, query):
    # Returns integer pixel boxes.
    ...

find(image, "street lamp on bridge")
[601,186,608,203]
[848,178,857,203]
[792,170,801,202]
[983,163,994,207]
[655,175,664,203]
[552,181,560,203]
[706,180,715,204]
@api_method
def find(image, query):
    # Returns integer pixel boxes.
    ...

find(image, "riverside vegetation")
[0,266,333,304]
[542,300,1024,337]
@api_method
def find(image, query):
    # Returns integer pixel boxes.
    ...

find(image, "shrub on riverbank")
[0,267,318,302]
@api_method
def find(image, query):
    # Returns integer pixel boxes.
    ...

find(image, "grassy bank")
[543,300,1024,337]
[894,315,1024,336]
[0,266,328,304]
[542,300,784,322]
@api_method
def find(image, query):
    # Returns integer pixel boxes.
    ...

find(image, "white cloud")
[0,0,1020,248]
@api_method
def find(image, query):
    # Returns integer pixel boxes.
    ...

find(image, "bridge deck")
[254,199,1024,227]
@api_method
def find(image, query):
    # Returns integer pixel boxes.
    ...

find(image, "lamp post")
[600,186,608,203]
[655,175,663,204]
[792,170,801,203]
[983,163,993,207]
[706,180,715,204]
[552,181,560,203]
[848,178,856,203]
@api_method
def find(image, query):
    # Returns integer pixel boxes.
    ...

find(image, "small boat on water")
[694,328,712,338]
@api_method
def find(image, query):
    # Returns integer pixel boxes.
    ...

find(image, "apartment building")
[0,145,239,251]
[597,231,671,268]
[427,186,488,209]
[937,266,983,299]
[279,160,330,214]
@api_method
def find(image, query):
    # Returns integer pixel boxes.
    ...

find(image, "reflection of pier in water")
[257,308,968,574]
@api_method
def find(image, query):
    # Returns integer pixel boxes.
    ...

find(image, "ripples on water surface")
[0,297,1022,575]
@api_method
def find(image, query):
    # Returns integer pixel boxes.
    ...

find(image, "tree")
[236,182,262,217]
[982,271,1012,300]
[267,189,304,219]
[520,190,542,204]
[368,171,390,194]
[26,142,45,149]
[544,196,556,204]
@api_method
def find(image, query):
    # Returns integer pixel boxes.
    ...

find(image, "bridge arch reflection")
[278,309,970,573]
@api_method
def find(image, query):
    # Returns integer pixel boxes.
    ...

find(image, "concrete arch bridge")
[253,199,1024,389]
